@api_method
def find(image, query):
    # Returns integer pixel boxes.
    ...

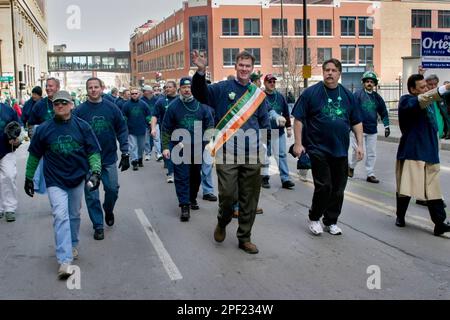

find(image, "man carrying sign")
[191,50,278,254]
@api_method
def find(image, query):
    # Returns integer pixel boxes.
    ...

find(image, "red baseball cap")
[264,74,277,82]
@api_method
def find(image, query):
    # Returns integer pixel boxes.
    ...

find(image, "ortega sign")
[421,31,450,69]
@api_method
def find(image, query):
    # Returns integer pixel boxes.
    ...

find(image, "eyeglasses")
[267,80,276,84]
[53,101,70,106]
[131,93,139,95]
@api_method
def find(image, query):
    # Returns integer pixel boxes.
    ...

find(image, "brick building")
[130,0,450,91]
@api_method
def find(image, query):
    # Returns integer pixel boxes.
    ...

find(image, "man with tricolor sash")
[191,50,279,254]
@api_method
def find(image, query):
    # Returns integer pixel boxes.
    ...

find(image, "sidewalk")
[377,124,450,151]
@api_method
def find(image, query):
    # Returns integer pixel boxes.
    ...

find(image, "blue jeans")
[84,163,119,230]
[129,134,146,162]
[261,132,290,182]
[47,182,84,264]
[145,125,161,156]
[201,162,214,195]
[33,158,47,194]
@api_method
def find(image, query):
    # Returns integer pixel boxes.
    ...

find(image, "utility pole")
[303,0,308,89]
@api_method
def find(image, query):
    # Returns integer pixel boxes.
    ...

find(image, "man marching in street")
[260,74,295,190]
[348,71,390,183]
[0,101,22,222]
[141,85,162,162]
[122,88,152,171]
[292,58,364,236]
[151,81,178,183]
[395,74,450,236]
[24,90,102,279]
[161,77,214,222]
[191,50,282,254]
[74,78,130,241]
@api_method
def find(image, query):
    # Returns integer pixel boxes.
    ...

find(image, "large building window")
[341,16,356,36]
[222,18,239,36]
[272,47,288,66]
[411,38,421,57]
[438,10,450,28]
[359,45,374,65]
[223,48,239,66]
[295,48,311,65]
[358,17,373,36]
[190,16,208,66]
[412,9,431,28]
[341,45,356,64]
[317,19,332,36]
[244,48,261,65]
[272,19,287,36]
[244,18,260,36]
[294,19,310,36]
[317,48,332,64]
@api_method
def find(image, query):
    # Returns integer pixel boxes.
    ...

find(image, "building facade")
[0,0,48,99]
[130,0,450,91]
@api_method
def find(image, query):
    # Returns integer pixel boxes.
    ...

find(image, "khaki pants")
[396,160,442,201]
[216,163,262,243]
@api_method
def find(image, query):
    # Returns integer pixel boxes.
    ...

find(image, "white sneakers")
[167,175,174,183]
[58,263,73,279]
[309,220,323,235]
[324,224,342,235]
[145,154,151,161]
[309,220,342,236]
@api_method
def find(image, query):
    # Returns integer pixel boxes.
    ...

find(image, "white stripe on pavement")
[135,209,183,281]
[441,166,450,172]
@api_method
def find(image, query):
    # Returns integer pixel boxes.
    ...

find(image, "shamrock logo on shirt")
[91,116,111,135]
[0,120,6,132]
[131,106,143,117]
[50,135,82,156]
[322,100,347,121]
[180,114,199,132]
[362,99,376,113]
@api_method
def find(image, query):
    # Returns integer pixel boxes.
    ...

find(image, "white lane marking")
[441,166,450,172]
[135,209,183,281]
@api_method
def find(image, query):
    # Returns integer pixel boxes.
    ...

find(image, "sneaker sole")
[309,227,323,236]
[324,227,342,235]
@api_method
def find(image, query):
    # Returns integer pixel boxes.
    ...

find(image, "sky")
[47,0,181,51]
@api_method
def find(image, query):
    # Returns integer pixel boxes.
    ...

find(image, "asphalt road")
[0,137,449,300]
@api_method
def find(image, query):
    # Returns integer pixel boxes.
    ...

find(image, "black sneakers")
[190,201,200,210]
[203,194,218,202]
[138,158,144,167]
[367,176,380,184]
[262,176,270,189]
[348,168,354,178]
[105,212,115,226]
[180,205,190,222]
[282,180,295,189]
[94,229,104,240]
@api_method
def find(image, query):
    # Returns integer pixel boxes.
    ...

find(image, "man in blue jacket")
[395,74,450,236]
[348,71,390,183]
[141,85,161,161]
[122,88,152,171]
[74,78,130,241]
[191,50,279,254]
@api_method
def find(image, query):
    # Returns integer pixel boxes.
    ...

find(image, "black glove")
[86,172,101,192]
[118,153,130,172]
[385,127,390,138]
[24,178,34,197]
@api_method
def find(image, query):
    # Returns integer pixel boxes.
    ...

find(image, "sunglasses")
[267,80,276,84]
[131,92,139,95]
[53,101,70,106]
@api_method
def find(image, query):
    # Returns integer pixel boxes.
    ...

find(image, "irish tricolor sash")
[208,84,266,157]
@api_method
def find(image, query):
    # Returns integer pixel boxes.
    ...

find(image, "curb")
[377,135,450,151]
